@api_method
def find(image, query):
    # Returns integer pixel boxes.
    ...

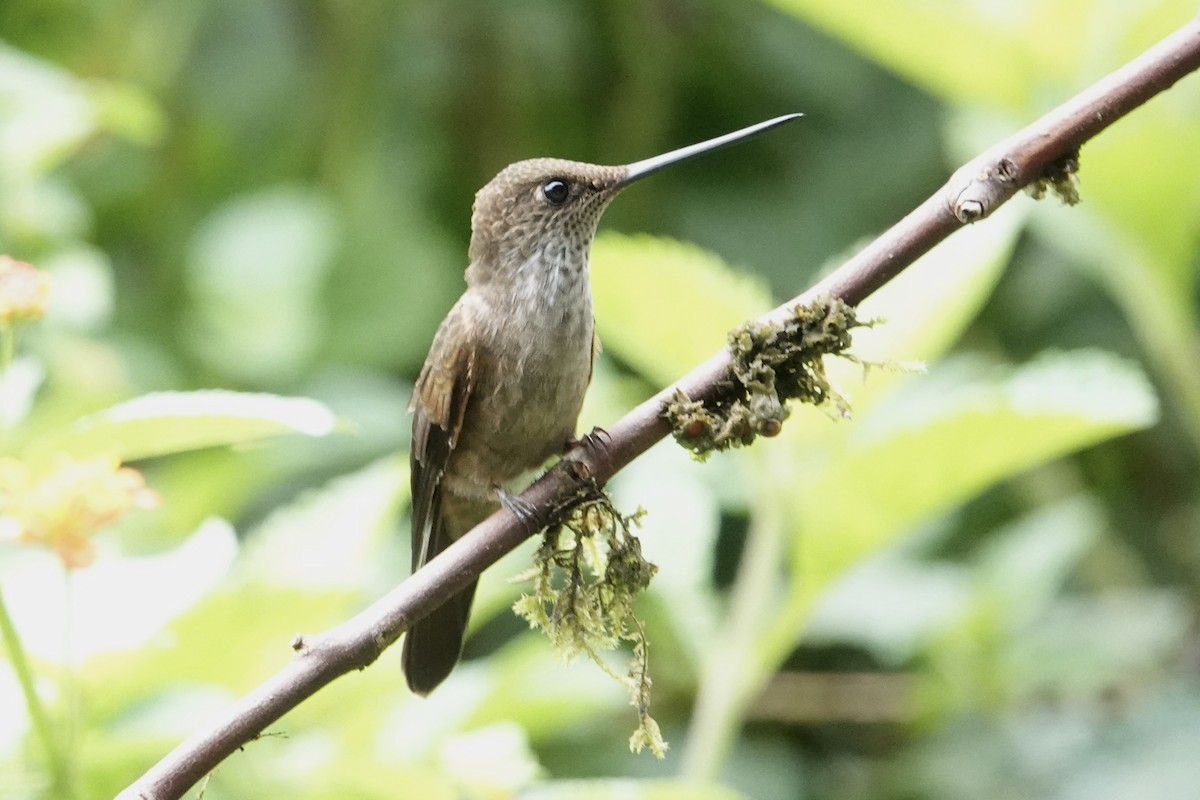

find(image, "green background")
[1,1,1199,798]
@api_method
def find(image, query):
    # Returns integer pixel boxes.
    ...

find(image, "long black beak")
[616,113,803,187]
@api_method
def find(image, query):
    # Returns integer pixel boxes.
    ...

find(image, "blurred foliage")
[1,1,1199,799]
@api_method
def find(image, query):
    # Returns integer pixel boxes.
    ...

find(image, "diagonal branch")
[119,16,1200,800]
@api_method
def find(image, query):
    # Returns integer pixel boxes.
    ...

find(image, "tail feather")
[401,578,479,695]
[404,491,494,695]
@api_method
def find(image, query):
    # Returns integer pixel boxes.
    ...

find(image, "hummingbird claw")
[586,426,613,447]
[564,426,612,456]
[497,487,546,533]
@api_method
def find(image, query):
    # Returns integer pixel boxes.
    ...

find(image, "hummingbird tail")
[402,578,479,695]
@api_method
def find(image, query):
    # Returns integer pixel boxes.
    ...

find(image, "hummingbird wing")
[404,311,481,695]
[409,314,476,572]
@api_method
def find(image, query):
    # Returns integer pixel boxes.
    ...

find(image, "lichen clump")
[1026,150,1081,205]
[512,493,667,757]
[664,297,863,459]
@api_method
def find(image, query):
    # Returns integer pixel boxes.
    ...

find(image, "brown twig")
[119,17,1200,800]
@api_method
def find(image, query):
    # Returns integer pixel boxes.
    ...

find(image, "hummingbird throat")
[499,233,595,337]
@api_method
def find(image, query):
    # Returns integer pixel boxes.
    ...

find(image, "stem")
[1,323,13,445]
[0,315,76,795]
[0,583,70,792]
[61,569,81,799]
[681,449,789,781]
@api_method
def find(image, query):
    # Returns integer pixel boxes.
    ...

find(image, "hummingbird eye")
[540,178,571,206]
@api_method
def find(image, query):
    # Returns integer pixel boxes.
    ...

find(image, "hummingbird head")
[467,159,627,282]
[464,113,804,287]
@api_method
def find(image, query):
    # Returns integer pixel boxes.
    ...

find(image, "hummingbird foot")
[563,426,614,479]
[497,487,547,533]
[564,426,612,456]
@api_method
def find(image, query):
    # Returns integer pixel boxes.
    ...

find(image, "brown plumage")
[404,116,802,695]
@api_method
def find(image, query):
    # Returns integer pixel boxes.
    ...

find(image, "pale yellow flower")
[0,456,158,568]
[0,255,51,324]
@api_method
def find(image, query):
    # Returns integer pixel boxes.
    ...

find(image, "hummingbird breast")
[447,244,595,495]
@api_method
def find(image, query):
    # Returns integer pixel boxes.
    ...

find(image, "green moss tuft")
[1026,150,1081,205]
[663,297,864,459]
[512,490,667,758]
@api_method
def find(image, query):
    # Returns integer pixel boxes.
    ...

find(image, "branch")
[119,17,1200,800]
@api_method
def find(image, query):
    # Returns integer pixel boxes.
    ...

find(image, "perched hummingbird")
[404,114,802,695]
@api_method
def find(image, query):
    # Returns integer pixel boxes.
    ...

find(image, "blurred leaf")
[0,518,237,663]
[1007,590,1191,700]
[856,204,1023,365]
[240,455,406,591]
[1034,198,1200,445]
[762,0,1039,109]
[805,555,972,665]
[185,186,339,385]
[85,580,358,750]
[610,442,723,671]
[797,350,1157,584]
[395,636,624,750]
[1056,685,1200,800]
[40,245,115,331]
[91,80,166,145]
[764,0,1198,112]
[1080,104,1200,293]
[522,780,749,800]
[591,233,772,386]
[0,43,162,178]
[821,202,1025,417]
[474,655,624,744]
[1,175,92,246]
[0,43,96,177]
[29,390,341,462]
[0,356,43,431]
[974,496,1103,631]
[826,499,1104,699]
[438,722,541,796]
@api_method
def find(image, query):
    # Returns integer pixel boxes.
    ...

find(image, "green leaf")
[0,356,44,430]
[462,637,627,742]
[436,723,542,795]
[28,390,341,463]
[1080,109,1200,292]
[795,350,1158,585]
[804,496,1103,665]
[763,0,1199,112]
[762,0,1039,109]
[0,518,238,665]
[820,202,1024,417]
[522,780,749,800]
[853,204,1023,367]
[91,80,166,145]
[0,43,96,176]
[610,443,723,671]
[974,496,1104,630]
[804,555,972,666]
[184,187,339,385]
[591,233,772,386]
[0,43,164,177]
[1006,591,1192,702]
[239,455,407,590]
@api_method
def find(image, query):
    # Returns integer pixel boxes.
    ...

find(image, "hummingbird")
[403,113,802,695]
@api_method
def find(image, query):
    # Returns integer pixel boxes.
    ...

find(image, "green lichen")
[1026,150,1081,205]
[512,492,666,758]
[663,297,864,459]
